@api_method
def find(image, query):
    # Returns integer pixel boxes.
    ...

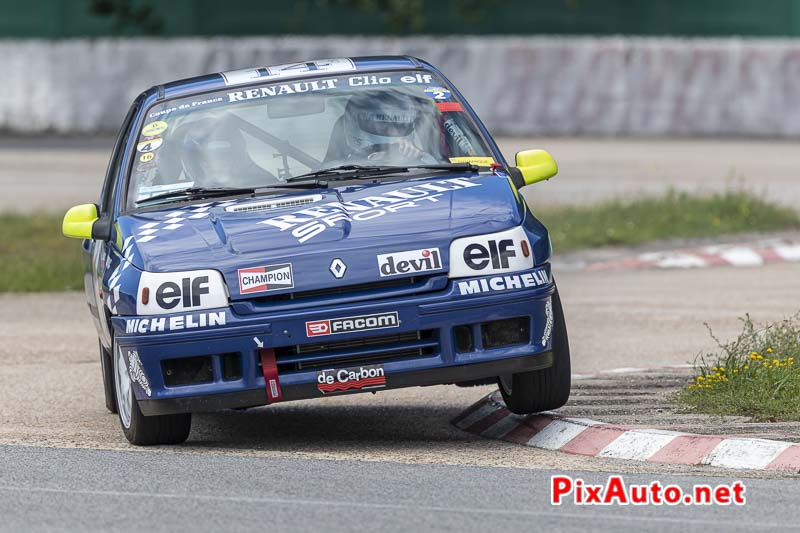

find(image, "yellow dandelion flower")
[767,347,774,353]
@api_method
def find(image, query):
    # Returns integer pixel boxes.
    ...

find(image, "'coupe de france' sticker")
[238,263,294,294]
[136,138,163,153]
[317,364,386,394]
[141,120,168,137]
[424,86,451,100]
[221,58,357,86]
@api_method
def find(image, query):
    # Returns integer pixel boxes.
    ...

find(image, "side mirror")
[512,149,558,187]
[62,204,106,240]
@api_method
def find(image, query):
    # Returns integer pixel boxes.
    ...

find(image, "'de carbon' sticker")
[317,364,386,394]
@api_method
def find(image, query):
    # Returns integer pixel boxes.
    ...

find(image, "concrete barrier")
[2,36,800,136]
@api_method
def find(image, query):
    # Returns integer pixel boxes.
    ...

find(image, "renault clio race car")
[63,56,570,445]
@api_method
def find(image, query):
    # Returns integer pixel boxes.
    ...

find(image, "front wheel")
[113,341,191,445]
[498,288,571,414]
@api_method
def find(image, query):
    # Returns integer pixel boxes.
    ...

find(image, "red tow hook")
[259,348,283,403]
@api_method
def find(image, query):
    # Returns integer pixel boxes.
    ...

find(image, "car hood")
[118,173,523,300]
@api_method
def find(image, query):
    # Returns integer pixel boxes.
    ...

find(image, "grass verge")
[1,188,798,292]
[537,188,800,252]
[676,315,800,421]
[0,213,84,292]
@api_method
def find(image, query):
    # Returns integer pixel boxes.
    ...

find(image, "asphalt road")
[2,137,799,529]
[2,445,798,533]
[2,136,799,212]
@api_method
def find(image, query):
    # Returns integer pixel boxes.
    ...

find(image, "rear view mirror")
[268,97,325,119]
[62,204,99,239]
[514,149,558,187]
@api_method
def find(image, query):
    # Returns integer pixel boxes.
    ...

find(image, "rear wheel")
[99,340,117,414]
[113,341,191,445]
[498,288,571,414]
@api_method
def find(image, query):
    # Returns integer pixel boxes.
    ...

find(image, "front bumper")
[113,265,556,416]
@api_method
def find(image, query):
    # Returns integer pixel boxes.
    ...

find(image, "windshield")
[126,70,495,208]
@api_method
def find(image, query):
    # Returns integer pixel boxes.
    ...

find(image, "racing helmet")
[343,91,420,152]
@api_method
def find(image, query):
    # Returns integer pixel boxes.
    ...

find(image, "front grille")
[273,329,438,372]
[253,276,433,304]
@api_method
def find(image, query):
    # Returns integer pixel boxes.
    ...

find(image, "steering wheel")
[364,143,438,164]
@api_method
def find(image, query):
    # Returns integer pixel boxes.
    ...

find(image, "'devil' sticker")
[317,364,386,394]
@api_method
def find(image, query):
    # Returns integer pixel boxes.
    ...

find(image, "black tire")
[99,340,118,414]
[498,288,571,414]
[112,341,191,445]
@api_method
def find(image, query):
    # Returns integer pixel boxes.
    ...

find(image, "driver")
[326,92,438,164]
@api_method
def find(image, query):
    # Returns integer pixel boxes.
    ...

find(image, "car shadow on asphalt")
[186,400,478,451]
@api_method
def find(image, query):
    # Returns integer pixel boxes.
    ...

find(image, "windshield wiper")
[136,181,326,206]
[286,162,478,183]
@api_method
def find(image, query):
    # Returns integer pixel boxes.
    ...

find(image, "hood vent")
[225,194,323,213]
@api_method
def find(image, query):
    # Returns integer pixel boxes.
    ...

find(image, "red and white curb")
[452,390,800,472]
[583,238,800,272]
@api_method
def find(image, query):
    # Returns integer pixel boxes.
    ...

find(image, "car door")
[88,102,140,350]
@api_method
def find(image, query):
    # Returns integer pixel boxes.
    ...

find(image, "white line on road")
[0,485,794,529]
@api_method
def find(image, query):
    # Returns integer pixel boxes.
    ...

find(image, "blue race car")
[63,56,570,445]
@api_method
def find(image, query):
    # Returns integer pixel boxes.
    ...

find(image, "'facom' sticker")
[306,312,399,337]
